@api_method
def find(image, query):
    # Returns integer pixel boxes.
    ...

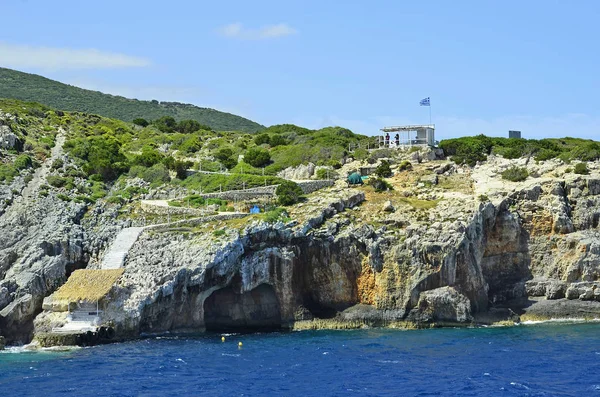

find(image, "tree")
[134,147,163,167]
[174,160,193,180]
[375,160,392,178]
[176,119,202,134]
[244,147,271,167]
[153,116,177,133]
[254,133,271,145]
[269,135,288,147]
[276,180,304,206]
[132,118,149,127]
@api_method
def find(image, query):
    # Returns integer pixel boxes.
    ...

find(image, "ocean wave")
[521,317,600,325]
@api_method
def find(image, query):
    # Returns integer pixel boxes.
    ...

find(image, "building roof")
[381,124,435,132]
[54,269,124,302]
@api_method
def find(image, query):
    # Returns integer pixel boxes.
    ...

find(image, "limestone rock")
[408,287,473,323]
[277,163,316,180]
[382,200,395,212]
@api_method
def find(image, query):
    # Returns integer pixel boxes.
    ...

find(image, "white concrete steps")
[101,227,145,269]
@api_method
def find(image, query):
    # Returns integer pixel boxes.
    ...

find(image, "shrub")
[14,154,33,170]
[574,162,589,175]
[501,166,528,182]
[245,147,271,168]
[57,193,71,202]
[478,194,489,202]
[398,160,412,171]
[142,163,171,185]
[269,135,288,147]
[51,158,64,170]
[353,148,369,161]
[375,160,392,178]
[213,229,226,237]
[132,118,149,127]
[254,133,271,146]
[47,175,68,188]
[262,207,290,223]
[276,180,303,206]
[134,147,163,167]
[368,177,393,192]
[153,116,177,133]
[176,119,203,134]
[316,168,336,180]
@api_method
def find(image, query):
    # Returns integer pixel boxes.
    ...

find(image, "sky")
[1,0,600,140]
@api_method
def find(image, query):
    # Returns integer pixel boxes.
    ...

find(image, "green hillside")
[0,67,264,133]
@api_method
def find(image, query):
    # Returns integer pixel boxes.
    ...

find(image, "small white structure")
[379,125,437,149]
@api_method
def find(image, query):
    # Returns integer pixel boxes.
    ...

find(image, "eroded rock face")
[0,195,87,343]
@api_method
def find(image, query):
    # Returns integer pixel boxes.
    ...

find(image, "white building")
[379,125,437,149]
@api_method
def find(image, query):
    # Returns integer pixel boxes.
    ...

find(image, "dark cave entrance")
[203,284,282,332]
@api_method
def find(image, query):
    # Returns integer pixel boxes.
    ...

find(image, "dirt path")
[21,128,66,200]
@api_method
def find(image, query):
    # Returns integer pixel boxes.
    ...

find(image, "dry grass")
[54,269,124,302]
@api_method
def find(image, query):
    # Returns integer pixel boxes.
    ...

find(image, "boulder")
[0,125,22,151]
[382,200,395,212]
[277,163,316,180]
[408,287,473,323]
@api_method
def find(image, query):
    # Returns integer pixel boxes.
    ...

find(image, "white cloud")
[0,42,150,70]
[217,23,297,40]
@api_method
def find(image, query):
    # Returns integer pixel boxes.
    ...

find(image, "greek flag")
[419,97,430,106]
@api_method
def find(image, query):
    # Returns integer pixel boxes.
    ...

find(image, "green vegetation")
[0,67,264,132]
[244,147,271,168]
[275,180,304,206]
[179,173,285,193]
[168,195,227,208]
[398,160,412,171]
[574,162,589,175]
[368,177,393,192]
[501,166,529,182]
[440,134,600,166]
[262,207,290,223]
[374,160,392,178]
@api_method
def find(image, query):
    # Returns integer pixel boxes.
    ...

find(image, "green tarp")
[347,172,363,185]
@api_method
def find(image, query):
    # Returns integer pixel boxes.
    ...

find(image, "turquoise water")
[1,323,600,396]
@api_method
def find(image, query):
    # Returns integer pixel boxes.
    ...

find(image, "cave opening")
[203,284,282,332]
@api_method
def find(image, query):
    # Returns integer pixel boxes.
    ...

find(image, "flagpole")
[429,102,432,125]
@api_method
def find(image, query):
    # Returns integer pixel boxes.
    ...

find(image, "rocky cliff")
[3,136,600,345]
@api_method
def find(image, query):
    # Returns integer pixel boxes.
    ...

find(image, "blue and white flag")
[419,97,430,106]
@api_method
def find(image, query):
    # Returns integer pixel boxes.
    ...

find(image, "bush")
[398,160,412,171]
[254,133,271,146]
[47,175,68,188]
[14,154,33,170]
[375,160,392,178]
[501,166,528,182]
[153,116,177,133]
[368,177,393,192]
[134,147,163,167]
[276,180,303,206]
[142,163,171,185]
[316,168,336,180]
[132,118,149,127]
[245,147,271,168]
[51,158,64,170]
[213,229,226,237]
[574,162,589,175]
[352,148,369,161]
[176,119,204,134]
[269,135,288,147]
[262,207,290,223]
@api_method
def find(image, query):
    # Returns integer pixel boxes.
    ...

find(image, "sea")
[1,322,599,396]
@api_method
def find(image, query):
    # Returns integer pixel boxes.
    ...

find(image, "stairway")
[101,227,145,269]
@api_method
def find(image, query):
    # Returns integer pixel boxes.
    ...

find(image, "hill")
[0,67,264,133]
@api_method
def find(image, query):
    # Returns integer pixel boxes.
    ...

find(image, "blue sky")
[2,0,600,139]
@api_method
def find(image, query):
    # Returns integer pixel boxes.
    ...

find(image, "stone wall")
[140,201,208,216]
[296,180,335,194]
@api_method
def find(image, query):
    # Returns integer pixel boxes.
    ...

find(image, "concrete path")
[100,227,145,269]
